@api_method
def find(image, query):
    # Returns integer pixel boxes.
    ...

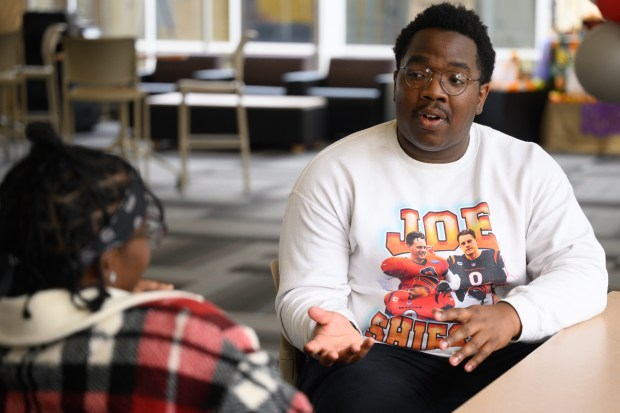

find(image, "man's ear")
[476,82,491,115]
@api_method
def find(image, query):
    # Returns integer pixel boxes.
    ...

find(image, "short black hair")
[457,228,477,243]
[406,231,425,246]
[393,2,495,85]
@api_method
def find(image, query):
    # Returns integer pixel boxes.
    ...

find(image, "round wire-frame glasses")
[399,65,480,96]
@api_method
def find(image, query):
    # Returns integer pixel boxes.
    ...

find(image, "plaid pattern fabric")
[0,297,312,413]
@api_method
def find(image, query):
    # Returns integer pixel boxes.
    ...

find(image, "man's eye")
[407,70,426,79]
[447,72,466,85]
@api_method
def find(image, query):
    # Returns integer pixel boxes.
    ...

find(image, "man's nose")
[421,73,448,100]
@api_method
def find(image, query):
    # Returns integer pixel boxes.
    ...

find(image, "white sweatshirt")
[276,120,608,356]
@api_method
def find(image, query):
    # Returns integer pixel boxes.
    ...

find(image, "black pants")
[299,341,542,413]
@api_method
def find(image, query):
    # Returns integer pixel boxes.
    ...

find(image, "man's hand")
[433,302,522,372]
[304,306,374,367]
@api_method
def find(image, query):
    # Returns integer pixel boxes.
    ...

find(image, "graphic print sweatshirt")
[276,120,608,356]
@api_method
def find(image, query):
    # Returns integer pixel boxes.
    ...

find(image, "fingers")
[339,337,375,363]
[303,340,339,367]
[304,337,375,366]
[356,337,375,359]
[434,307,472,350]
[303,339,322,356]
[318,351,340,367]
[435,304,519,372]
[433,307,468,324]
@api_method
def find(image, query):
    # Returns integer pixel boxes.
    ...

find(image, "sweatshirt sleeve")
[275,187,359,351]
[502,149,608,342]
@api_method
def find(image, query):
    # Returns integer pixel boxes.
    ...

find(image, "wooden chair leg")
[178,94,189,191]
[236,103,251,194]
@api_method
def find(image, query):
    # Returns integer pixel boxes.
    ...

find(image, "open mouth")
[418,113,445,129]
[416,106,448,129]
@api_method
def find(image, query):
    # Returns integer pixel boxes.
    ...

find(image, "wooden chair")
[61,36,143,163]
[270,259,306,385]
[175,30,256,192]
[22,22,66,133]
[0,30,27,159]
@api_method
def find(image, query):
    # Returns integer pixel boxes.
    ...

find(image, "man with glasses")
[276,3,607,412]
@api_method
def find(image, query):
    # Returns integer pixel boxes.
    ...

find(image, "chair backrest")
[62,36,137,87]
[0,30,24,71]
[326,57,395,88]
[231,30,257,83]
[270,259,280,289]
[40,22,66,67]
[243,55,312,86]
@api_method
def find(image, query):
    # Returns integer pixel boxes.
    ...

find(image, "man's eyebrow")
[449,61,472,72]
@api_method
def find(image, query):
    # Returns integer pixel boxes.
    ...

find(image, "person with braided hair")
[0,123,312,413]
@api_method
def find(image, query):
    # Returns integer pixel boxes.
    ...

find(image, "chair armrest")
[283,70,326,95]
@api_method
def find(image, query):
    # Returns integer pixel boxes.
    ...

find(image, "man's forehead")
[406,29,477,71]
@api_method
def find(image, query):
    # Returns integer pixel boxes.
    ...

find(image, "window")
[242,0,315,43]
[477,0,537,49]
[155,0,203,41]
[29,0,551,60]
[345,0,539,49]
[345,0,409,45]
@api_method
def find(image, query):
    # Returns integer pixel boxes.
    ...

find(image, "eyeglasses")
[143,190,167,247]
[399,65,480,96]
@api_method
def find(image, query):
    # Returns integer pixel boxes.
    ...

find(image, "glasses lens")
[441,71,468,95]
[402,65,470,96]
[403,65,430,89]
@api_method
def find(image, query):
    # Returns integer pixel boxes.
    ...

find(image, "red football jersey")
[381,255,450,293]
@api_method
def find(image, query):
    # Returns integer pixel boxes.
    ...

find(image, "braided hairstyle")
[0,122,147,312]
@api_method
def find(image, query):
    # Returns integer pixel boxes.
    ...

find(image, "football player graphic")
[381,231,457,318]
[447,229,508,294]
[381,231,452,296]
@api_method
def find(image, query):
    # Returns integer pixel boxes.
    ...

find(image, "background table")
[456,291,620,412]
[542,100,620,155]
[146,92,327,151]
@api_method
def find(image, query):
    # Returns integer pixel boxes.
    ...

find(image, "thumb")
[308,306,331,325]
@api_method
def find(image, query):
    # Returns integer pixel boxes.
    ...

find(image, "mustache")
[414,103,449,118]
